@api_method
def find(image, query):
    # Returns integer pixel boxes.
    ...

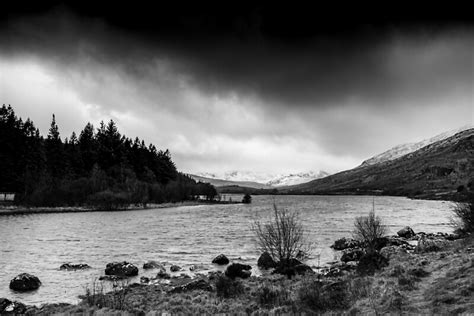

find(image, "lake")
[0,195,455,305]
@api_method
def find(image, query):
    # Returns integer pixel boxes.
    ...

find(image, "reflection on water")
[0,195,454,305]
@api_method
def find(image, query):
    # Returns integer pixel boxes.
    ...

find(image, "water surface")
[0,195,454,305]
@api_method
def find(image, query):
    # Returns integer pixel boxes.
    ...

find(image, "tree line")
[0,105,217,208]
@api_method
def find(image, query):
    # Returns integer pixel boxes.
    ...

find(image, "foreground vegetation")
[8,234,471,315]
[0,105,217,208]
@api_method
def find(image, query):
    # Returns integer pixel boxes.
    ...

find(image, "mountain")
[283,128,474,200]
[266,171,330,186]
[192,170,330,187]
[188,174,272,189]
[360,125,472,167]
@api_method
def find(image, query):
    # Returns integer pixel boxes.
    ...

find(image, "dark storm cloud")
[1,5,472,173]
[2,6,472,111]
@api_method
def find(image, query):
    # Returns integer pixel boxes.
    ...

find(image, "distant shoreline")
[0,200,241,216]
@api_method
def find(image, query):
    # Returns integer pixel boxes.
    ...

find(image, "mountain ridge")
[282,128,474,200]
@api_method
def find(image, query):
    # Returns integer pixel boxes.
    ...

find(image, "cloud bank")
[1,8,472,174]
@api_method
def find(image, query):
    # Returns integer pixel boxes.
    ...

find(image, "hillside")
[283,129,474,200]
[360,125,472,167]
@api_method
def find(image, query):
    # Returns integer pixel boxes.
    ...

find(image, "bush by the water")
[252,204,312,265]
[353,210,387,253]
[242,194,252,204]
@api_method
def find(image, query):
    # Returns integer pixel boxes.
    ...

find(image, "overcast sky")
[1,4,473,175]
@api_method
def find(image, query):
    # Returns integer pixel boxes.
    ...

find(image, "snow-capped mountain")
[266,171,330,186]
[194,170,330,187]
[360,125,473,167]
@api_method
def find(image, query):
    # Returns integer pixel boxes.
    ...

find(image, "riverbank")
[3,232,472,314]
[0,200,242,216]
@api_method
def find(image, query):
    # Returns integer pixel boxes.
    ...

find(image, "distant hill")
[282,128,474,200]
[191,170,329,188]
[188,174,273,189]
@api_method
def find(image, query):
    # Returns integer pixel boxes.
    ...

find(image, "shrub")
[242,193,252,204]
[214,275,244,298]
[353,210,387,253]
[297,279,349,312]
[356,252,389,275]
[253,204,312,264]
[452,194,474,233]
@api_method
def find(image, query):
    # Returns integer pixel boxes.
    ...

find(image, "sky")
[1,3,473,175]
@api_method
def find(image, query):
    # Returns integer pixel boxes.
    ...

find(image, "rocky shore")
[2,225,472,315]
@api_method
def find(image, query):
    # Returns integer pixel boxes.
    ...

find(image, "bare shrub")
[451,195,474,233]
[353,210,387,253]
[253,204,312,264]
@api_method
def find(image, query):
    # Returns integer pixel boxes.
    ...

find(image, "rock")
[156,269,171,279]
[99,275,127,281]
[278,258,302,267]
[9,273,41,292]
[257,252,277,269]
[170,265,182,272]
[143,260,164,270]
[105,261,138,277]
[273,263,314,278]
[169,279,212,293]
[225,263,252,279]
[212,254,229,265]
[60,263,91,270]
[380,245,407,259]
[0,298,27,314]
[397,226,416,238]
[140,276,150,283]
[331,237,361,250]
[341,248,365,262]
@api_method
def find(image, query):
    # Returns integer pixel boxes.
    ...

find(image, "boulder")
[169,279,213,293]
[257,252,277,269]
[212,254,229,265]
[340,248,365,262]
[397,226,416,239]
[140,276,150,283]
[156,268,171,279]
[60,263,91,271]
[273,262,314,278]
[105,261,138,277]
[225,263,252,279]
[0,298,27,314]
[99,275,127,281]
[170,265,182,272]
[143,260,163,270]
[380,245,407,259]
[331,237,361,250]
[9,273,41,292]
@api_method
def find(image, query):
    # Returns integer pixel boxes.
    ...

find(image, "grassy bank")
[10,235,473,315]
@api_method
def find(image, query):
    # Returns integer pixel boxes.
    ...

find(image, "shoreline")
[0,200,242,216]
[2,233,472,314]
